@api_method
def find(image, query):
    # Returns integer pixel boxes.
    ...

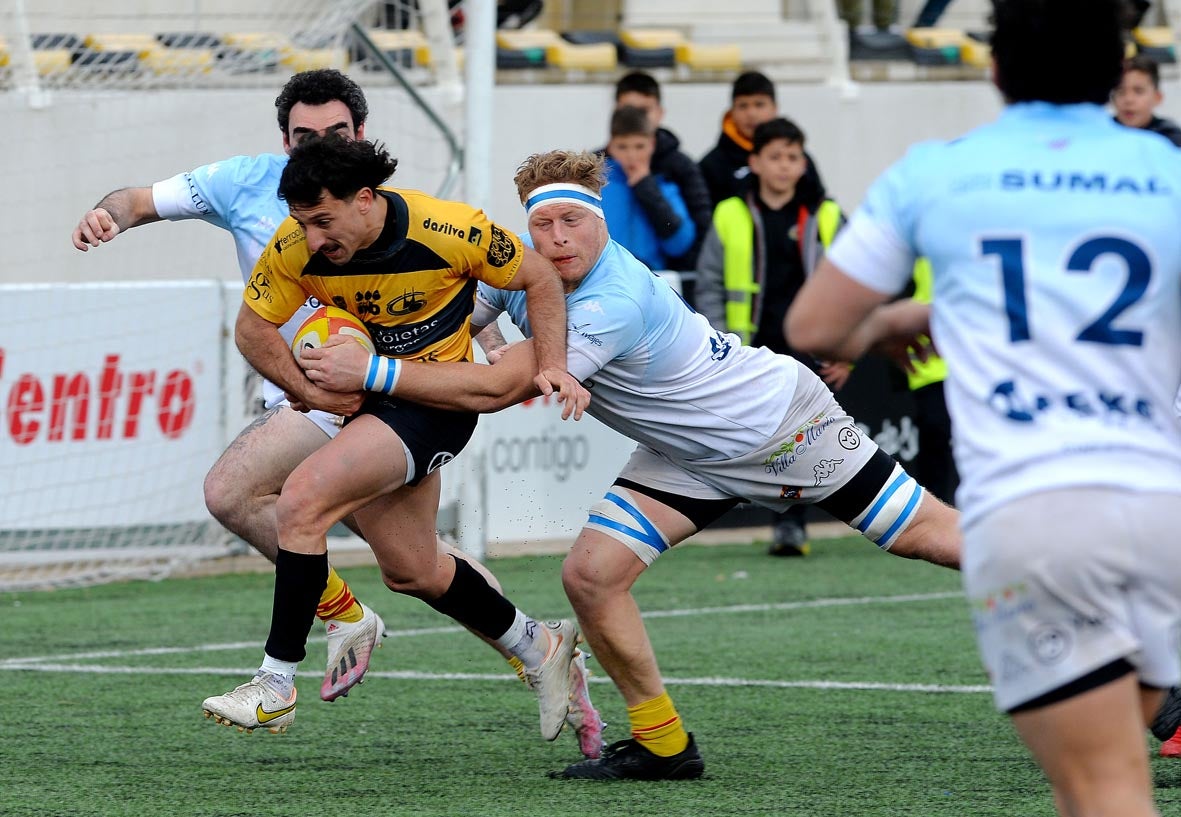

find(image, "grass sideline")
[2,536,1180,817]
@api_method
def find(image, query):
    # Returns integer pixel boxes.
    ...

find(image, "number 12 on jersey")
[980,235,1149,347]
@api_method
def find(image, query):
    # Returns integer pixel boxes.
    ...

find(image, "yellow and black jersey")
[245,188,524,362]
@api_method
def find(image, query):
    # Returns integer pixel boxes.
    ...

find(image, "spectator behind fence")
[599,106,697,274]
[613,71,712,276]
[903,259,958,506]
[696,117,851,557]
[699,71,826,211]
[1113,54,1181,147]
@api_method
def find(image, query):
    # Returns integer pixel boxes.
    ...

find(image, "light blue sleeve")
[184,155,257,229]
[858,145,928,250]
[827,146,931,295]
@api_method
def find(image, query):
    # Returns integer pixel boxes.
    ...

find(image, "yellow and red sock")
[316,566,363,623]
[508,656,529,685]
[628,692,689,757]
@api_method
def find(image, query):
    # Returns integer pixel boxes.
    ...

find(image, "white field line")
[0,590,982,694]
[0,662,991,694]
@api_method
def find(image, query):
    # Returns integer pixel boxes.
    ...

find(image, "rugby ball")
[291,305,376,359]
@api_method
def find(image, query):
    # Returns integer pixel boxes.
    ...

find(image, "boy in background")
[696,117,850,557]
[600,106,697,274]
[613,71,712,275]
[1113,54,1181,146]
[699,72,826,210]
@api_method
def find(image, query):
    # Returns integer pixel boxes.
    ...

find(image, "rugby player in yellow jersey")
[201,134,596,752]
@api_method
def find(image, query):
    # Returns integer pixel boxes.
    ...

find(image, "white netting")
[0,0,456,91]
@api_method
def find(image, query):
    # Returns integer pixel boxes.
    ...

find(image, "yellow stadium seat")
[77,33,145,70]
[904,27,964,65]
[959,37,990,68]
[674,42,741,71]
[281,48,347,72]
[1133,26,1176,63]
[1134,26,1175,49]
[220,32,289,52]
[83,33,157,52]
[35,49,72,75]
[0,33,71,76]
[140,46,213,75]
[496,30,616,71]
[620,29,686,50]
[84,33,214,76]
[221,33,345,72]
[364,29,432,67]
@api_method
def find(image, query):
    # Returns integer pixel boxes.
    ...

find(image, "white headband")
[524,183,605,220]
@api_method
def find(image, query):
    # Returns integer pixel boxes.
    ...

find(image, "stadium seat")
[218,32,285,71]
[675,42,741,71]
[147,35,217,76]
[619,28,684,51]
[34,48,73,76]
[157,33,221,49]
[26,33,76,76]
[904,28,964,66]
[620,29,740,72]
[960,32,991,68]
[77,34,146,72]
[360,28,432,68]
[495,44,546,69]
[562,29,673,68]
[496,30,616,71]
[83,33,215,76]
[32,33,81,51]
[1133,26,1177,64]
[79,32,213,76]
[220,33,345,73]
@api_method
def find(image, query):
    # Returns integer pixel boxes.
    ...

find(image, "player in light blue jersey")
[299,149,963,780]
[787,2,1181,814]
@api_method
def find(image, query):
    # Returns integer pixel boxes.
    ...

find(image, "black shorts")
[346,395,478,487]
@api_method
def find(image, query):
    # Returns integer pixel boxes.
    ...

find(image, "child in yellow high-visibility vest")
[906,258,957,505]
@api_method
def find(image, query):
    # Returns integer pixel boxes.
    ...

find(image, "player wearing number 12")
[786,1,1181,814]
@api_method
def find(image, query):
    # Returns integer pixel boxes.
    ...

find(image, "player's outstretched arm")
[71,187,162,251]
[787,258,927,362]
[300,337,589,420]
[472,321,510,362]
[501,247,576,399]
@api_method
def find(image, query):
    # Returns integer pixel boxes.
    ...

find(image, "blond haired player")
[301,149,962,780]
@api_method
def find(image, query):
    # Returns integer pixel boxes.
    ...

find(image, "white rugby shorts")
[963,487,1181,712]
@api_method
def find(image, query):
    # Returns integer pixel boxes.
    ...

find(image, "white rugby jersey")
[829,102,1181,524]
[153,153,319,406]
[475,238,798,462]
[152,153,289,285]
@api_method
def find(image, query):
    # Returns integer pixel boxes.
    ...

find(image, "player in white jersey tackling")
[299,149,963,780]
[70,71,602,754]
[786,1,1181,814]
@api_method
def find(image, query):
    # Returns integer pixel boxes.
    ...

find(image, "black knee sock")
[425,556,517,640]
[264,549,329,663]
